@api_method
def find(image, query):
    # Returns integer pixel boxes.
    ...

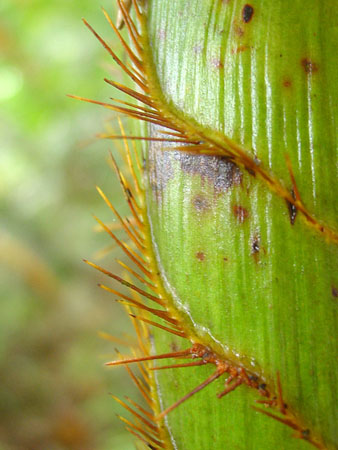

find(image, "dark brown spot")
[242,4,254,23]
[223,257,228,262]
[251,234,261,263]
[245,165,256,176]
[251,235,260,254]
[126,188,133,198]
[196,251,205,261]
[248,374,258,382]
[332,286,338,298]
[288,203,297,225]
[287,189,298,225]
[283,79,292,88]
[258,383,268,395]
[301,429,310,440]
[301,58,318,74]
[177,153,242,194]
[193,194,211,212]
[233,205,249,223]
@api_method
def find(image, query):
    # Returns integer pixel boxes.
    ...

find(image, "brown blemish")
[223,257,228,262]
[233,205,249,223]
[301,58,318,74]
[157,29,167,40]
[176,153,242,194]
[231,45,249,54]
[242,4,254,23]
[193,194,211,212]
[332,286,338,298]
[170,341,179,352]
[196,251,205,261]
[283,79,292,88]
[234,23,244,37]
[210,58,224,70]
[287,189,298,225]
[193,44,203,55]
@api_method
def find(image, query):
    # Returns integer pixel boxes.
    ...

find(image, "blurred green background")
[0,1,141,449]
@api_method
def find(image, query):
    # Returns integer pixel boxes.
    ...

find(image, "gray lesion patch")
[148,146,174,203]
[147,124,242,202]
[175,152,242,194]
[147,124,176,203]
[193,194,211,212]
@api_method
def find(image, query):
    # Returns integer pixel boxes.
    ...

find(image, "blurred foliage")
[0,1,140,449]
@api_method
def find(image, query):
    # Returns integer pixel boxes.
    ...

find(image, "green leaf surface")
[143,1,338,448]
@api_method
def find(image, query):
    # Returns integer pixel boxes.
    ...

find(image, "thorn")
[130,348,151,385]
[99,134,196,143]
[97,330,135,347]
[116,116,144,199]
[126,427,164,449]
[252,406,299,431]
[156,369,224,420]
[113,295,176,325]
[276,371,287,415]
[118,355,154,408]
[108,153,145,228]
[115,0,131,30]
[102,6,144,72]
[285,154,301,202]
[96,186,144,252]
[116,259,156,289]
[105,348,192,366]
[118,415,162,447]
[130,314,186,338]
[124,396,155,421]
[104,79,153,106]
[151,360,206,371]
[122,302,149,357]
[112,395,157,431]
[85,259,162,305]
[117,0,142,54]
[131,0,143,21]
[82,18,145,90]
[217,377,242,399]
